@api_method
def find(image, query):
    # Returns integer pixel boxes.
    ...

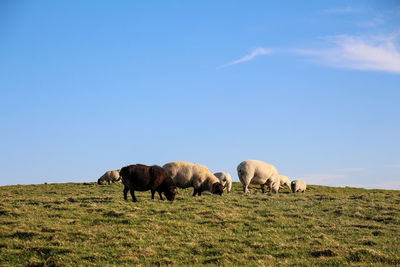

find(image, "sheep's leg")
[243,184,250,193]
[266,180,272,193]
[123,185,129,200]
[198,190,202,196]
[158,191,164,200]
[151,189,155,199]
[272,186,278,194]
[260,184,265,194]
[192,188,198,197]
[129,189,137,202]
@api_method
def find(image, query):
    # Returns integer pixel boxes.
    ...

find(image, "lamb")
[97,169,121,185]
[214,172,232,193]
[291,179,306,193]
[237,160,279,193]
[163,161,224,196]
[277,174,292,192]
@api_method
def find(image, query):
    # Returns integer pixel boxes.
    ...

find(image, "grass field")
[0,182,399,266]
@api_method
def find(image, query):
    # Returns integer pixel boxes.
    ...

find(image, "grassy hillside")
[0,182,399,266]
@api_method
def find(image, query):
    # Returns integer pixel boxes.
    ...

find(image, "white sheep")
[237,160,279,193]
[291,179,306,193]
[214,172,232,193]
[277,174,292,192]
[163,161,224,196]
[97,169,121,185]
[267,175,281,194]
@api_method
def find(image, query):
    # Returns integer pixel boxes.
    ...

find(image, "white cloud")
[296,34,400,73]
[217,47,272,69]
[299,172,400,189]
[334,168,364,172]
[350,181,400,190]
[357,16,385,27]
[299,173,346,185]
[357,5,400,27]
[323,7,363,14]
[384,163,400,168]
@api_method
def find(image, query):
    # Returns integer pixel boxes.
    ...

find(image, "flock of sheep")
[97,159,307,202]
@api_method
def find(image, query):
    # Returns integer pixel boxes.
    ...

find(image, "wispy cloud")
[217,47,272,69]
[384,163,400,168]
[357,16,385,27]
[299,173,346,185]
[296,33,400,73]
[323,7,363,14]
[301,173,400,189]
[357,5,400,28]
[350,181,400,190]
[334,168,364,172]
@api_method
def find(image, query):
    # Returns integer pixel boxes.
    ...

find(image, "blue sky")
[0,0,399,189]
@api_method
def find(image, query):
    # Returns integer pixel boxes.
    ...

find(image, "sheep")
[268,175,281,194]
[277,174,292,192]
[214,172,232,193]
[163,161,224,196]
[291,179,306,193]
[120,164,177,202]
[97,169,121,185]
[237,160,279,193]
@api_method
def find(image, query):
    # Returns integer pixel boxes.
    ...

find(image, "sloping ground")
[0,182,399,266]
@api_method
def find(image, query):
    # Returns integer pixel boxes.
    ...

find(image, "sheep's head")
[287,180,293,192]
[164,186,178,201]
[220,177,228,188]
[291,181,297,193]
[212,182,224,195]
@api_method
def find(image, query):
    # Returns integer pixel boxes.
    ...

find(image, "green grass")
[0,182,399,266]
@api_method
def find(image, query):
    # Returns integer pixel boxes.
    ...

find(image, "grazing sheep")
[267,175,281,194]
[214,172,232,193]
[260,175,281,194]
[97,169,121,185]
[291,180,306,193]
[163,161,224,196]
[277,174,292,192]
[120,164,177,202]
[237,160,279,193]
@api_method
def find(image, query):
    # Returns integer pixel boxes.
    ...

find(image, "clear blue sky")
[1,0,399,189]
